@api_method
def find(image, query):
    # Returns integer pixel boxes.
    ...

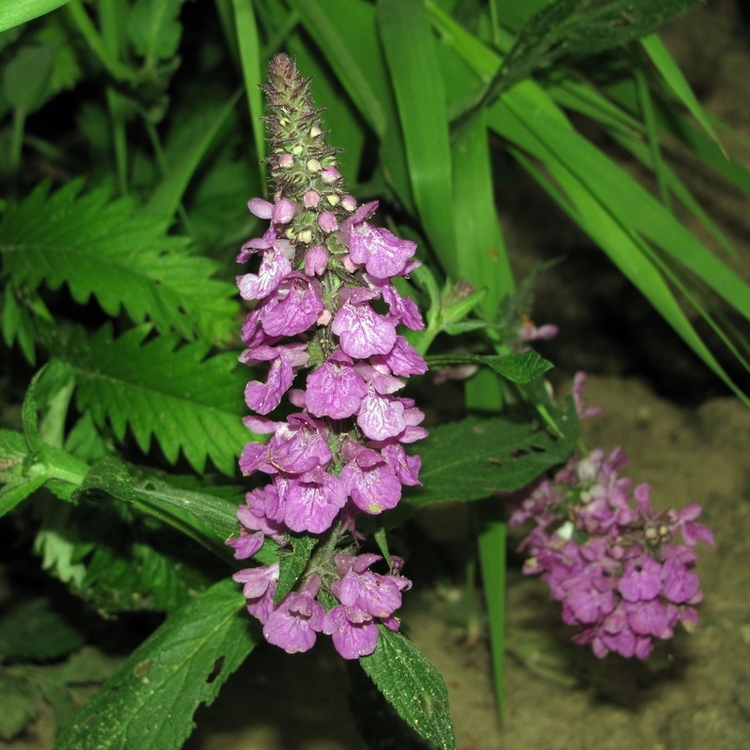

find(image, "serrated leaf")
[47,325,249,475]
[74,456,239,555]
[360,627,455,750]
[0,180,238,344]
[275,534,317,605]
[0,671,38,742]
[55,579,257,750]
[0,428,28,473]
[400,399,578,513]
[2,287,38,364]
[128,0,188,62]
[81,538,211,615]
[426,351,553,384]
[470,0,699,110]
[0,476,46,518]
[0,598,86,662]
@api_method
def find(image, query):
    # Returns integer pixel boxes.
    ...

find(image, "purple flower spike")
[230,53,427,659]
[508,438,713,660]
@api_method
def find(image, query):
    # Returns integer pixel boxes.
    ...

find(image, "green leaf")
[0,429,30,476]
[231,0,265,183]
[2,44,55,113]
[401,400,578,512]
[142,93,241,220]
[74,456,239,554]
[275,533,318,605]
[80,537,212,615]
[55,579,257,750]
[0,598,86,662]
[426,351,553,384]
[378,0,456,268]
[21,364,46,452]
[640,33,722,150]
[359,627,455,750]
[0,180,238,344]
[0,671,38,742]
[0,0,71,33]
[450,85,513,318]
[47,325,249,475]
[471,0,699,109]
[1,287,38,364]
[0,476,46,518]
[127,0,188,62]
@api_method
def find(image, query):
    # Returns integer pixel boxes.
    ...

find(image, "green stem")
[466,369,506,721]
[9,108,26,178]
[107,87,129,195]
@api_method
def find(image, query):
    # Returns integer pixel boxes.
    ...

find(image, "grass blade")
[232,0,266,191]
[377,0,455,264]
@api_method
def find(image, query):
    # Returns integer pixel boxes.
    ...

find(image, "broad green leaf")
[47,325,249,475]
[80,534,213,615]
[275,533,317,604]
[0,429,29,473]
[0,671,37,742]
[378,0,456,266]
[0,0,70,34]
[127,0,188,63]
[55,579,257,750]
[426,351,553,384]
[2,44,55,113]
[360,627,455,750]
[400,401,578,513]
[0,598,85,661]
[75,456,239,553]
[0,180,238,344]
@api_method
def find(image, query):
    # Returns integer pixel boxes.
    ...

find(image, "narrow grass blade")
[290,0,414,210]
[641,33,724,153]
[634,64,670,208]
[0,0,71,33]
[452,112,514,317]
[289,0,389,138]
[232,0,266,191]
[378,0,456,264]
